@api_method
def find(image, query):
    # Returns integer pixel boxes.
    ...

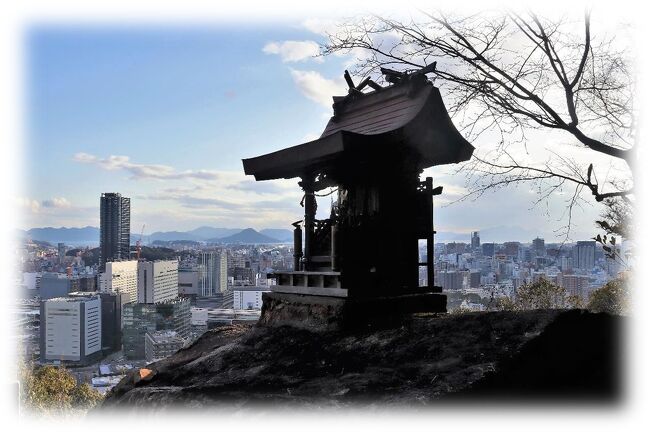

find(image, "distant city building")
[144,330,186,362]
[561,274,593,299]
[68,291,124,354]
[233,286,271,310]
[99,260,139,303]
[199,251,226,296]
[469,271,481,288]
[77,275,97,292]
[39,272,77,299]
[40,294,102,365]
[122,297,190,360]
[532,237,546,257]
[470,231,480,250]
[178,269,200,297]
[99,193,131,272]
[573,241,596,271]
[57,243,66,264]
[137,260,179,304]
[190,307,261,329]
[481,243,495,258]
[560,256,574,272]
[438,270,465,290]
[219,252,228,292]
[98,291,125,354]
[199,252,215,296]
[503,242,521,258]
[446,242,467,255]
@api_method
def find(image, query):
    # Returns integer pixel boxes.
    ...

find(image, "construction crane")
[136,224,145,261]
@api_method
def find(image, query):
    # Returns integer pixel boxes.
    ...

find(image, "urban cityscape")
[13,190,628,396]
[10,6,637,423]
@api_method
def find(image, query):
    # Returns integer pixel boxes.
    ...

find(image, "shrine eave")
[242,84,475,181]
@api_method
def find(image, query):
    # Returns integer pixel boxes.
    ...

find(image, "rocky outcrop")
[99,309,621,411]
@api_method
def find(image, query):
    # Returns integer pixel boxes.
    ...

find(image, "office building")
[178,268,200,297]
[573,241,596,271]
[470,231,480,250]
[57,243,66,264]
[144,331,186,362]
[99,193,131,272]
[219,252,228,292]
[200,252,220,296]
[481,243,495,258]
[137,260,179,304]
[233,286,271,310]
[561,274,593,299]
[438,270,465,291]
[503,242,521,258]
[469,271,481,288]
[40,294,102,365]
[98,260,139,303]
[532,237,546,257]
[99,292,125,354]
[39,272,78,299]
[122,297,191,360]
[68,291,124,354]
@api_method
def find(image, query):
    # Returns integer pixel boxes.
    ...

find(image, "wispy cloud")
[301,18,340,37]
[262,40,322,63]
[289,69,346,108]
[72,152,221,181]
[41,197,72,209]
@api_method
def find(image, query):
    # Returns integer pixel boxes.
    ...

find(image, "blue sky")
[20,19,610,242]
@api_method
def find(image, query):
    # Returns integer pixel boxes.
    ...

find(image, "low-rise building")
[233,286,270,310]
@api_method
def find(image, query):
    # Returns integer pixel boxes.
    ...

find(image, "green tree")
[498,279,582,311]
[19,363,103,414]
[587,276,629,315]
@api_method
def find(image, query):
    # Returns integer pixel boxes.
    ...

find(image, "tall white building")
[40,294,102,365]
[99,260,138,302]
[219,252,228,293]
[199,251,229,296]
[138,260,179,304]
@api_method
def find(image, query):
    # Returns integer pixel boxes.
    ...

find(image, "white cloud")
[262,40,322,63]
[72,152,221,181]
[289,69,346,108]
[301,18,340,37]
[41,197,71,209]
[16,197,41,214]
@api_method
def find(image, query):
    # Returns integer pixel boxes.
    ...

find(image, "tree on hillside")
[322,9,634,240]
[18,362,103,413]
[497,279,582,311]
[587,276,629,315]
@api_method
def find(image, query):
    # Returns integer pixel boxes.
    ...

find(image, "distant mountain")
[210,228,280,244]
[24,226,99,245]
[259,228,293,242]
[148,231,202,242]
[187,226,242,240]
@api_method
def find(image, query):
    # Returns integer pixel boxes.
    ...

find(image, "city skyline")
[20,20,624,242]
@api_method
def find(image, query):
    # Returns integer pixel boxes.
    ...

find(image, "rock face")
[99,309,621,411]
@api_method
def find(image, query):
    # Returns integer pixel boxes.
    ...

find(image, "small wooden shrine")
[243,65,474,310]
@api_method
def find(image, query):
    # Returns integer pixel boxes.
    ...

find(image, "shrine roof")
[242,74,474,181]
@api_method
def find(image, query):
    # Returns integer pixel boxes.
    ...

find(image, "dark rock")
[98,309,621,411]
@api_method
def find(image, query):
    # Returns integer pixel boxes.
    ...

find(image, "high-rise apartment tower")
[99,193,131,272]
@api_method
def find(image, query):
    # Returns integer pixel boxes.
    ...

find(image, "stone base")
[258,291,447,332]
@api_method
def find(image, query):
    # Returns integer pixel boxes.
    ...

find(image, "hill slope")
[100,309,620,410]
